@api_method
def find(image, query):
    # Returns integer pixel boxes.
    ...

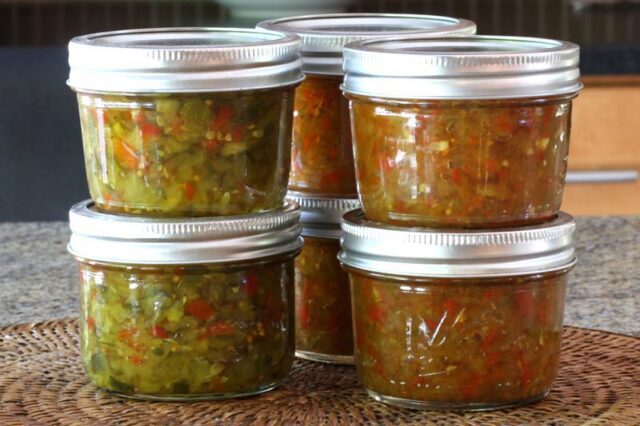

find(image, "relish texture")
[348,96,574,227]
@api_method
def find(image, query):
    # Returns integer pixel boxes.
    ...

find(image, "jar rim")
[342,35,582,99]
[68,200,303,265]
[68,27,304,93]
[257,13,476,75]
[286,191,359,239]
[339,210,577,278]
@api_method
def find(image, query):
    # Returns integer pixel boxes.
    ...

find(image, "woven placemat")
[0,319,638,425]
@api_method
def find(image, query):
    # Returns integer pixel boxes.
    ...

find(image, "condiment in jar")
[68,200,302,400]
[339,210,576,410]
[286,191,360,363]
[343,36,582,227]
[68,28,303,217]
[257,14,476,196]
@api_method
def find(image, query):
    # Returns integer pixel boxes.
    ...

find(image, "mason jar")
[257,15,476,196]
[286,191,360,364]
[343,36,583,228]
[68,28,303,217]
[339,210,576,411]
[68,200,302,400]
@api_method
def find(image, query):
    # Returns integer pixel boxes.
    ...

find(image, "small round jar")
[68,28,303,217]
[343,36,583,228]
[68,200,302,400]
[339,210,576,411]
[257,15,476,196]
[286,191,360,364]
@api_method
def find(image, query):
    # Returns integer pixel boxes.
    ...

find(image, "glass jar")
[339,210,576,411]
[257,15,476,196]
[343,36,583,228]
[68,28,303,217]
[68,200,303,400]
[286,192,360,364]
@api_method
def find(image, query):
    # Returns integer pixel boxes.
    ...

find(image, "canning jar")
[286,192,360,364]
[257,15,476,196]
[339,210,576,411]
[68,200,302,400]
[343,36,583,227]
[68,28,303,217]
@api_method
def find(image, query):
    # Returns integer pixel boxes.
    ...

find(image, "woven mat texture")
[0,319,638,425]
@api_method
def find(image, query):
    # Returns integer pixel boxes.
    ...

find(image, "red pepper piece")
[203,139,220,152]
[451,168,463,185]
[481,328,501,350]
[113,139,139,171]
[520,360,533,385]
[367,305,385,323]
[198,322,235,339]
[393,200,407,213]
[485,351,500,366]
[150,325,169,339]
[302,133,316,151]
[86,317,96,332]
[461,374,482,399]
[141,122,161,141]
[184,299,215,321]
[442,299,459,317]
[116,328,136,341]
[483,288,500,300]
[242,273,259,297]
[485,158,500,174]
[213,104,233,128]
[128,354,144,365]
[298,303,311,330]
[183,181,196,201]
[321,170,342,187]
[171,118,184,135]
[231,124,246,142]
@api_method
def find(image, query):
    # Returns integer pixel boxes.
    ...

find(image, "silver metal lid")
[68,200,303,265]
[343,35,582,99]
[286,191,359,239]
[257,14,476,75]
[339,210,576,278]
[68,27,304,93]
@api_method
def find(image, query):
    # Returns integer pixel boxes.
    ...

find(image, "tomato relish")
[348,96,574,227]
[342,35,582,228]
[287,192,360,364]
[339,210,576,410]
[290,75,356,195]
[257,14,476,196]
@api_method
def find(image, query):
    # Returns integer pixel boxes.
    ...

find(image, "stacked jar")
[66,28,305,400]
[257,14,476,365]
[339,36,583,410]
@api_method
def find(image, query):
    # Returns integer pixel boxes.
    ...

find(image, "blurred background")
[1,0,639,220]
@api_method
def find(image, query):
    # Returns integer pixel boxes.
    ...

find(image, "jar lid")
[343,35,582,99]
[68,200,303,265]
[257,14,476,75]
[286,191,360,239]
[339,210,576,278]
[68,27,304,93]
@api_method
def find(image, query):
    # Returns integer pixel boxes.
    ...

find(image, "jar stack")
[63,19,584,412]
[257,13,476,365]
[339,36,583,410]
[65,28,306,400]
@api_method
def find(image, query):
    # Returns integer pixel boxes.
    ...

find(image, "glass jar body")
[348,95,575,228]
[347,268,569,410]
[290,75,357,196]
[77,88,294,217]
[295,236,353,364]
[77,256,295,400]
